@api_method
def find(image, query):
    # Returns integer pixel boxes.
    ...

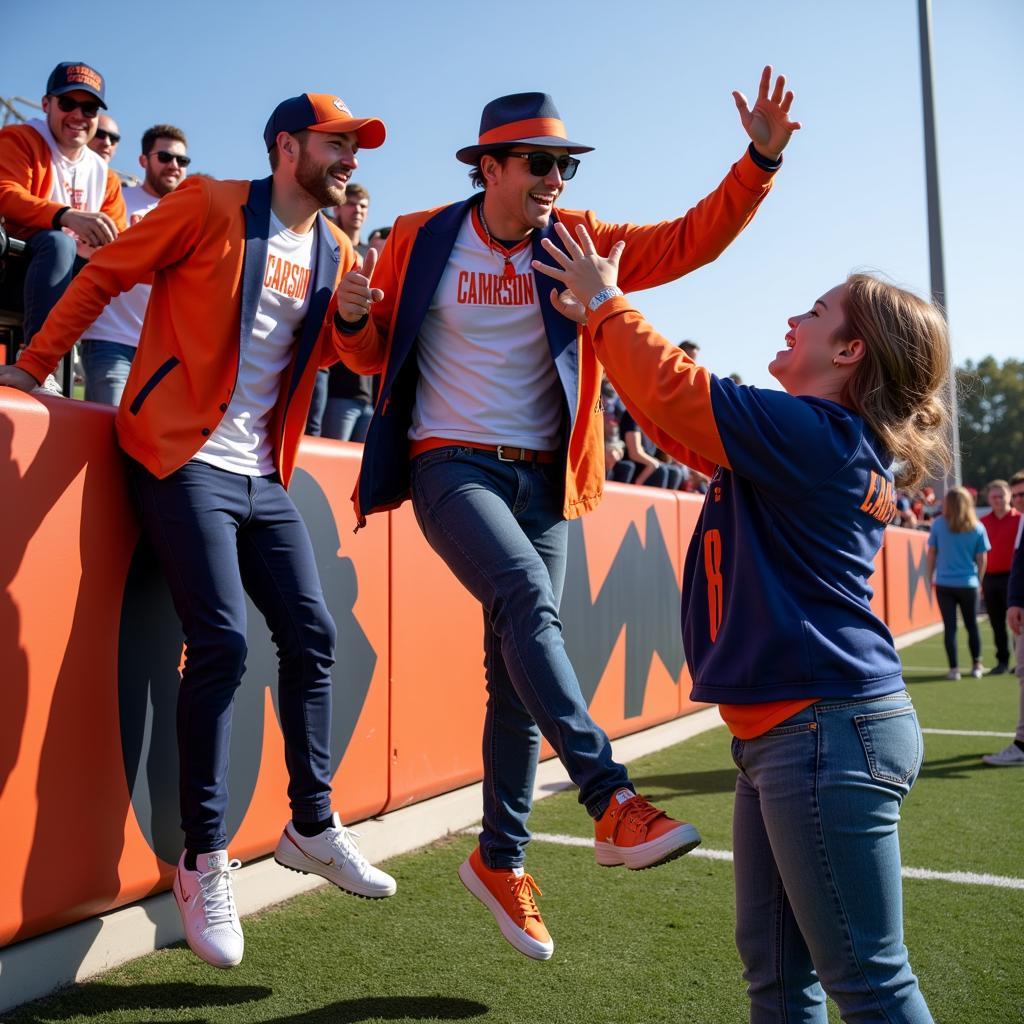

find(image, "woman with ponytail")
[535,231,948,1023]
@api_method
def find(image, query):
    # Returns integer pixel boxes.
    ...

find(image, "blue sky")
[3,0,1020,387]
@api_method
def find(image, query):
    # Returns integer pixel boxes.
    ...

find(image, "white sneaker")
[944,669,961,680]
[274,812,396,898]
[172,851,243,968]
[971,662,985,679]
[982,743,1024,767]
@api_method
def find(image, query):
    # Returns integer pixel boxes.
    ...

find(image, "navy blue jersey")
[588,299,905,705]
[682,380,903,703]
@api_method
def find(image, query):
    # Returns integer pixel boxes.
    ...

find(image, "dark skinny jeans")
[935,584,981,669]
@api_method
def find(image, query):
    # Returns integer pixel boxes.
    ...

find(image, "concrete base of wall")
[0,707,726,1012]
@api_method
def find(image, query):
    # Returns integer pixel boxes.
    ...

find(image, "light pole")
[918,0,962,489]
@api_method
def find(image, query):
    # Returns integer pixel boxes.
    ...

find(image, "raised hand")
[336,245,384,323]
[548,287,587,325]
[532,222,625,312]
[733,66,801,161]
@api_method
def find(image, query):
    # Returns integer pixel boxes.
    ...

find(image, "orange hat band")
[478,117,567,146]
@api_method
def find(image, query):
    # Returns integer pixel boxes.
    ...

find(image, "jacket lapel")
[383,196,476,393]
[287,212,341,400]
[240,176,273,356]
[533,213,580,433]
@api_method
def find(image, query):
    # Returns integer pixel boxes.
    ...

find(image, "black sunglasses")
[507,151,580,180]
[149,150,191,167]
[54,95,101,118]
[94,128,120,144]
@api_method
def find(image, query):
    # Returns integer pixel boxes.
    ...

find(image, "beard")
[145,169,177,197]
[295,146,347,209]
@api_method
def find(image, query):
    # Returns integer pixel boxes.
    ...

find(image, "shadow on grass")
[918,752,990,779]
[9,983,271,1022]
[262,995,489,1022]
[627,768,737,798]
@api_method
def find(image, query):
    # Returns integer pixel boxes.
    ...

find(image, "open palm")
[733,66,801,160]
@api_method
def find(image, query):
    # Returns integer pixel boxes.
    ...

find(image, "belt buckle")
[496,445,515,462]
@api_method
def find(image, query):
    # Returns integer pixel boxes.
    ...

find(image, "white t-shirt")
[28,117,110,259]
[409,207,563,451]
[193,211,316,476]
[83,185,161,347]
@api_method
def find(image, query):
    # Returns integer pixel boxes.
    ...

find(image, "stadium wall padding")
[0,393,928,946]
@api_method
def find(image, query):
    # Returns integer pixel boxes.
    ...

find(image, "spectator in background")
[1009,470,1024,517]
[980,479,1020,674]
[0,61,126,352]
[679,339,699,359]
[79,124,189,405]
[601,375,625,476]
[308,182,374,438]
[614,406,670,486]
[984,479,1024,765]
[367,225,390,254]
[728,372,743,384]
[927,486,989,679]
[89,113,120,163]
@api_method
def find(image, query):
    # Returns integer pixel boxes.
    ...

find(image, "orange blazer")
[16,175,355,486]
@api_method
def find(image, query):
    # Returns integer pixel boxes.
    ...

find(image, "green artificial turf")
[5,630,1022,1024]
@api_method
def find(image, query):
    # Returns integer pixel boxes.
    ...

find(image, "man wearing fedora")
[0,93,397,969]
[333,68,799,960]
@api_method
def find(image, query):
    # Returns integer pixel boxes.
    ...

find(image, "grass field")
[6,631,1023,1024]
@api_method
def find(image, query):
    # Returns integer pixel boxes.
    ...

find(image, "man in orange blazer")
[0,93,397,969]
[332,69,800,961]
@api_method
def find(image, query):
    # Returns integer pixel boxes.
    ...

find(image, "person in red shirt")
[980,479,1021,674]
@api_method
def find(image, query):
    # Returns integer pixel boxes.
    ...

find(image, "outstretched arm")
[533,223,729,472]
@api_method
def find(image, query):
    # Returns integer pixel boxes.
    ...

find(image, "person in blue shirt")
[926,486,989,679]
[534,225,950,1024]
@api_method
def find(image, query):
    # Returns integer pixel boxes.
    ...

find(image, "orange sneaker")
[594,788,701,870]
[458,846,554,961]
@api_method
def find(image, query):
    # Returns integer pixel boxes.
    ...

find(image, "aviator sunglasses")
[507,151,580,180]
[94,128,120,144]
[149,150,191,167]
[53,95,101,118]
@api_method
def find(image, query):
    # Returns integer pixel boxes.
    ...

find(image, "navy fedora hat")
[455,92,593,165]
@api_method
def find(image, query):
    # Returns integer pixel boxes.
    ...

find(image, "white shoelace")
[326,826,369,871]
[198,858,241,927]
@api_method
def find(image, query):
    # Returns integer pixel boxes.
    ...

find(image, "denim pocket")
[411,446,460,473]
[854,707,922,785]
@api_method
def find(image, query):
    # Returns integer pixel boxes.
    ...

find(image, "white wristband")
[588,286,623,312]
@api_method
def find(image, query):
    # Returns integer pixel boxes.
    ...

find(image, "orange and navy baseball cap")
[263,94,386,152]
[46,61,107,108]
[456,93,592,164]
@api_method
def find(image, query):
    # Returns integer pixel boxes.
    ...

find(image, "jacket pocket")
[129,356,180,415]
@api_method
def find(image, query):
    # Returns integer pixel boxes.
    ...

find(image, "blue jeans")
[410,446,630,868]
[81,339,136,406]
[24,229,83,342]
[305,369,329,436]
[323,397,373,442]
[127,458,337,852]
[731,693,933,1023]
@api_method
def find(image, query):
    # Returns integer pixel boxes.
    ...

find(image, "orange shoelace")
[615,795,666,839]
[507,873,544,923]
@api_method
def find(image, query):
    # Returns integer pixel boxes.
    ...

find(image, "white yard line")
[524,832,1024,890]
[922,728,1016,738]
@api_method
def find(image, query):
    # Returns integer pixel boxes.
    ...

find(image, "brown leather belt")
[410,437,559,464]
